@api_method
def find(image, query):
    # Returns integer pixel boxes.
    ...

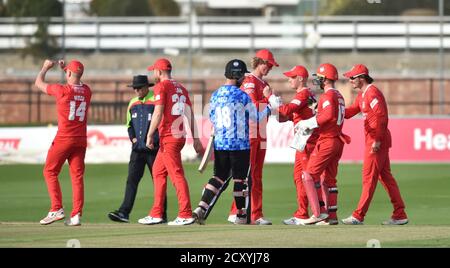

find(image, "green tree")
[148,0,180,16]
[89,0,152,16]
[6,0,62,17]
[5,0,62,60]
[322,0,449,16]
[0,1,6,17]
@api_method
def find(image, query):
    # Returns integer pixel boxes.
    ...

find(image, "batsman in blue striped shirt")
[192,59,281,225]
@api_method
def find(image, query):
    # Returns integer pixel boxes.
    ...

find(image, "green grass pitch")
[1,163,450,247]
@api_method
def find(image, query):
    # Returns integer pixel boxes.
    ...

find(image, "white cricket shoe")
[315,218,339,225]
[193,207,205,225]
[234,216,247,225]
[341,215,364,225]
[65,213,81,226]
[299,213,328,225]
[138,216,164,225]
[382,218,409,225]
[283,217,304,225]
[40,208,65,225]
[168,217,195,226]
[254,217,272,225]
[227,214,236,224]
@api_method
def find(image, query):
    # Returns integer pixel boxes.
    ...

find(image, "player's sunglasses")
[133,86,146,90]
[264,61,273,68]
[312,75,325,85]
[349,75,362,80]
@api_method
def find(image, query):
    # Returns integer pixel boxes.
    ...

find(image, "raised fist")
[58,59,65,70]
[43,59,55,70]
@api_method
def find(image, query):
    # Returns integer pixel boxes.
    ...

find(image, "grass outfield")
[1,163,450,247]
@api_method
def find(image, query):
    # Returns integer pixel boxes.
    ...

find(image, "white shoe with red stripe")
[168,217,195,226]
[65,213,81,226]
[138,216,164,225]
[342,215,364,225]
[39,208,65,225]
[382,218,409,225]
[283,217,304,225]
[299,213,328,225]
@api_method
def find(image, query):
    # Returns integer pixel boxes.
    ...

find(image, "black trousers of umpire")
[118,150,167,220]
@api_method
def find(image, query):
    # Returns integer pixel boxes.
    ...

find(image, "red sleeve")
[316,94,335,126]
[369,89,388,142]
[345,93,361,119]
[277,113,292,122]
[154,83,165,106]
[278,95,308,118]
[241,79,268,109]
[46,84,64,99]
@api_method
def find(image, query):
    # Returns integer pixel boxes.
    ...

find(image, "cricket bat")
[198,132,214,173]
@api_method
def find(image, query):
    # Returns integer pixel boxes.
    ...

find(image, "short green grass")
[1,163,450,247]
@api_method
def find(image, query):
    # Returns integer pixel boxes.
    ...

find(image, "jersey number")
[171,94,186,116]
[68,101,86,122]
[337,103,345,126]
[215,106,232,128]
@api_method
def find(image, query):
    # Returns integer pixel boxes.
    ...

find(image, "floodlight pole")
[313,0,319,66]
[438,0,445,114]
[188,0,193,90]
[61,0,66,82]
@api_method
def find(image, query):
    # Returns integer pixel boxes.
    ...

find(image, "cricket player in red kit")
[35,59,92,226]
[228,49,278,225]
[140,58,204,226]
[273,65,319,225]
[297,63,349,225]
[341,64,408,225]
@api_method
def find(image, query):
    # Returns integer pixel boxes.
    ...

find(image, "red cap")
[314,63,338,81]
[64,60,84,75]
[255,49,279,67]
[343,64,369,78]
[147,58,172,71]
[283,65,309,78]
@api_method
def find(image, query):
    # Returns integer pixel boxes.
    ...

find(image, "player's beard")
[154,77,161,84]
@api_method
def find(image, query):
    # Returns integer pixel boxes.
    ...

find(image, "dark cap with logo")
[225,59,249,80]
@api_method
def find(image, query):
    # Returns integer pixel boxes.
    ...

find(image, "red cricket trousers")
[43,137,86,217]
[352,144,407,221]
[306,137,343,218]
[150,139,192,219]
[292,143,315,219]
[230,139,266,221]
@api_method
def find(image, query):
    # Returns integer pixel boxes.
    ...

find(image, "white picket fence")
[0,16,449,51]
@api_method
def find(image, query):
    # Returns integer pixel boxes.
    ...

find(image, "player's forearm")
[278,102,305,118]
[316,107,333,126]
[35,68,50,94]
[344,105,360,119]
[147,108,162,139]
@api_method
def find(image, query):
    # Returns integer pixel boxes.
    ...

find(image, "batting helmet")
[225,59,249,80]
[314,63,338,81]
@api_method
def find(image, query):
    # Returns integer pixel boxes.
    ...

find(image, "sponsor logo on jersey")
[243,83,255,89]
[370,98,379,109]
[291,99,302,106]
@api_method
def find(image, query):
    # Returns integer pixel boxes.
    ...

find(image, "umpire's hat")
[225,59,249,80]
[127,75,154,89]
